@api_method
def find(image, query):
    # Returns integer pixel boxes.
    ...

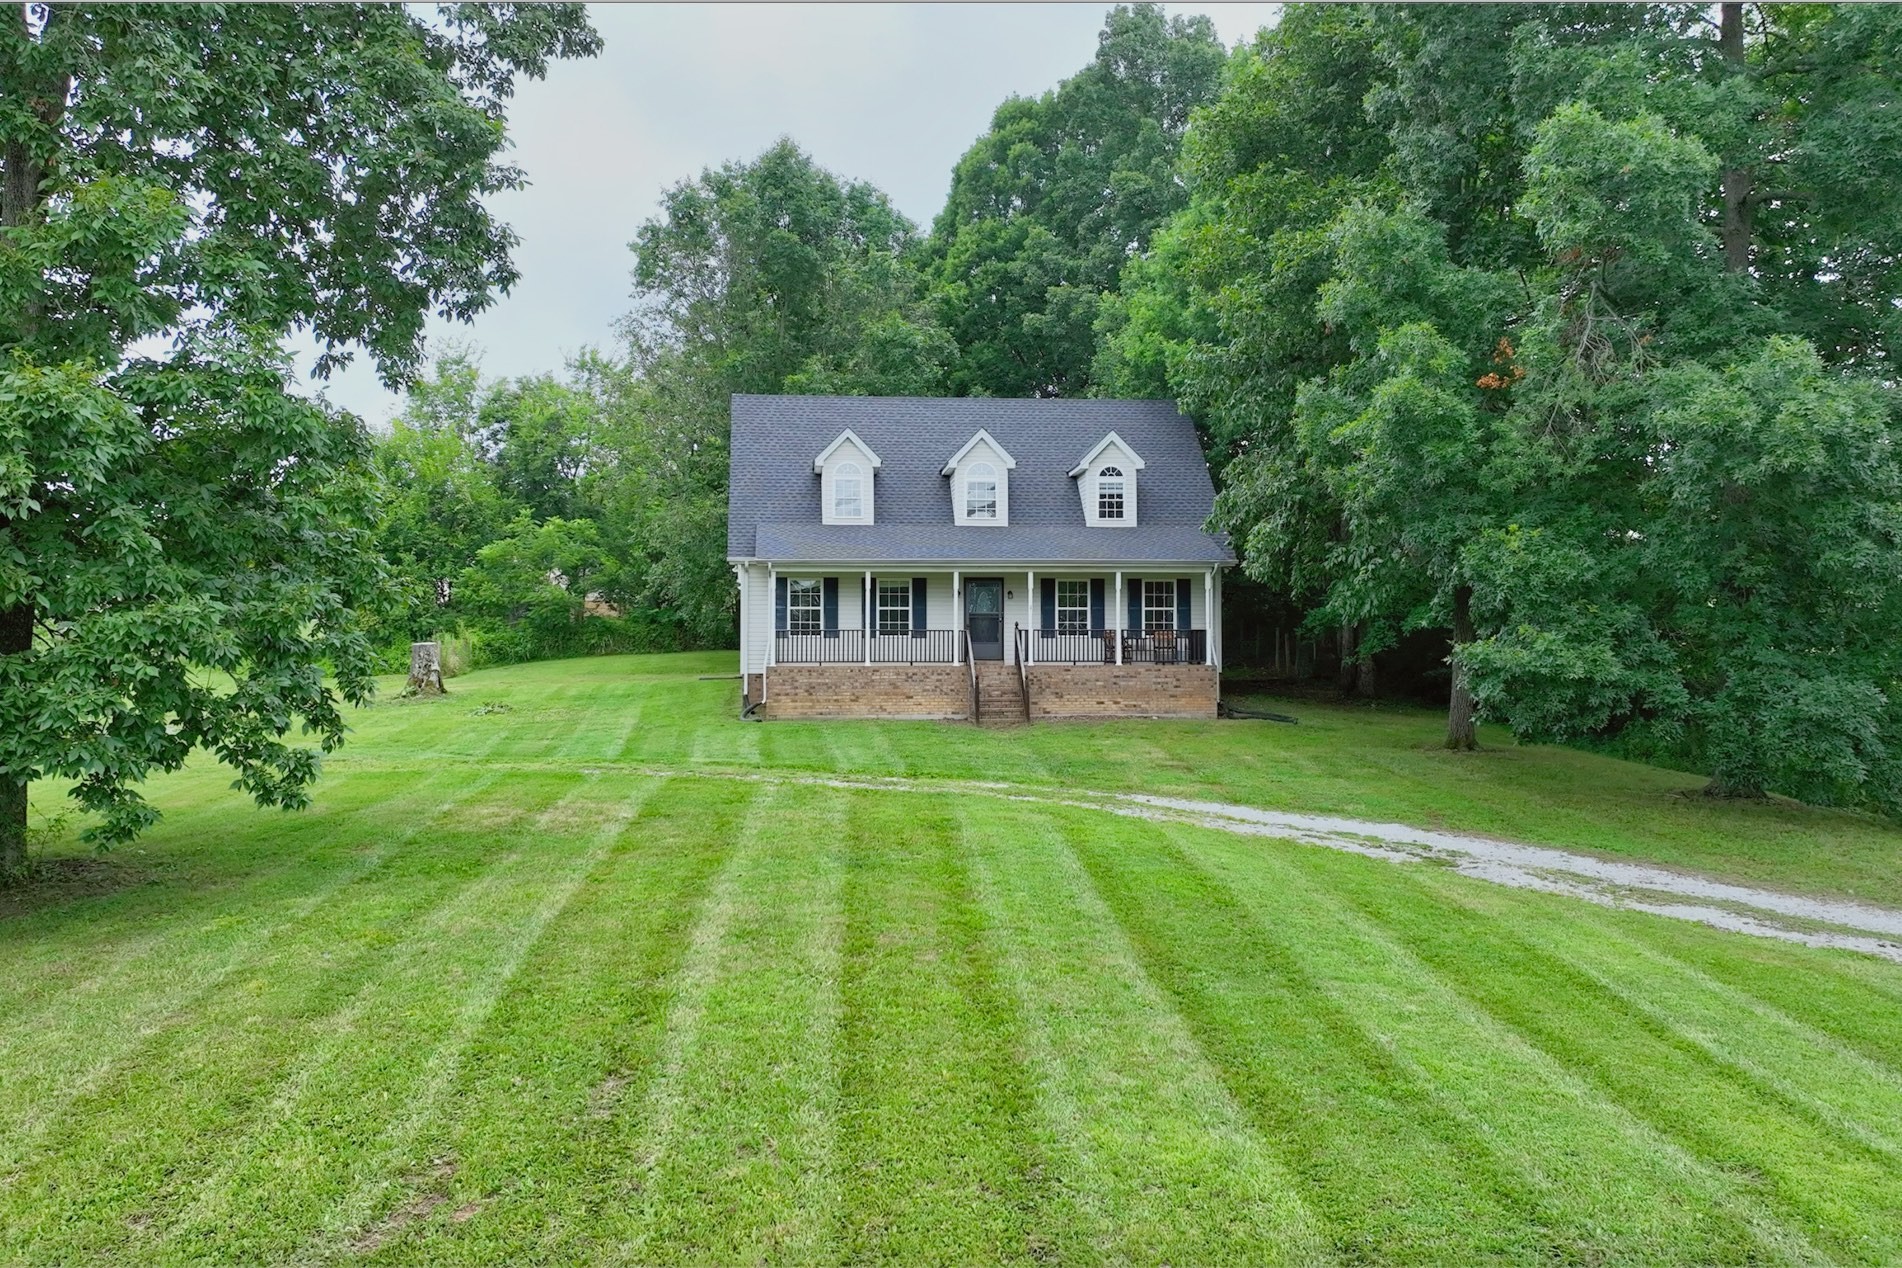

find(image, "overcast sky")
[300,3,1281,423]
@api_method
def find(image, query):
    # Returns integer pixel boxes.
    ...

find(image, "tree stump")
[408,641,447,696]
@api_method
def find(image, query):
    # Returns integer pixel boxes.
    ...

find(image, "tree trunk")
[1445,586,1477,751]
[1356,641,1377,699]
[0,596,31,879]
[1718,2,1753,273]
[1336,623,1358,695]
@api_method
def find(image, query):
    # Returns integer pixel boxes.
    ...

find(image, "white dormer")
[942,429,1016,526]
[1070,432,1145,527]
[815,429,881,525]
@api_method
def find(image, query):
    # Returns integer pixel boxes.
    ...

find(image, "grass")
[4,651,1901,1263]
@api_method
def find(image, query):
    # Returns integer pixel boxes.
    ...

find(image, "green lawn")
[6,652,1902,1263]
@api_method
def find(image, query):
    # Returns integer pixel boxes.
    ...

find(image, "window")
[1096,466,1125,520]
[834,462,863,519]
[788,578,822,634]
[1142,579,1177,634]
[1056,580,1090,635]
[877,578,912,636]
[965,462,998,519]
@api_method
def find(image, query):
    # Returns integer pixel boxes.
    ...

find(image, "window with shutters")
[1142,579,1177,633]
[876,579,911,636]
[788,578,822,634]
[1056,580,1090,635]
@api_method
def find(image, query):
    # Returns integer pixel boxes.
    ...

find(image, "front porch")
[748,567,1221,669]
[737,564,1223,721]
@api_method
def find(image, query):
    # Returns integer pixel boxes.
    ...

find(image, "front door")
[965,578,1004,661]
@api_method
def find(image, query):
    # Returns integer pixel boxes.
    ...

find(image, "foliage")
[0,3,599,864]
[1121,2,1902,806]
[929,3,1226,398]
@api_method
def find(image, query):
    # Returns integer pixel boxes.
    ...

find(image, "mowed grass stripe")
[607,782,847,1263]
[0,767,502,1178]
[301,775,667,1263]
[138,773,617,1262]
[959,797,1330,1264]
[1484,895,1902,1161]
[345,776,750,1264]
[835,789,1063,1263]
[1338,864,1902,1262]
[1066,811,1564,1263]
[1,771,579,1265]
[0,764,455,1017]
[1176,825,1819,1263]
[1610,920,1902,1074]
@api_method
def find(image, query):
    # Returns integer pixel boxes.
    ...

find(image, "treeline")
[371,3,1902,809]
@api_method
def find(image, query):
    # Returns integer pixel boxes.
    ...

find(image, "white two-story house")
[728,395,1234,721]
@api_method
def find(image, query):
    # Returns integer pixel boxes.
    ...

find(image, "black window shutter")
[1177,577,1193,632]
[1040,578,1056,631]
[1127,578,1142,632]
[822,576,838,637]
[775,576,788,632]
[911,576,927,635]
[1090,578,1105,632]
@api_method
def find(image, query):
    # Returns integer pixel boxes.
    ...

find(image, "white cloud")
[295,2,1281,423]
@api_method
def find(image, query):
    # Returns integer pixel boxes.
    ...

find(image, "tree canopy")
[0,3,599,870]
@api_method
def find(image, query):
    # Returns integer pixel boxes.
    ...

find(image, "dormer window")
[965,463,999,519]
[944,429,1015,526]
[834,462,864,519]
[1096,467,1125,520]
[816,429,879,525]
[1071,432,1144,527]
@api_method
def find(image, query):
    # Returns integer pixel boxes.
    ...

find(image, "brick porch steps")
[975,662,1027,725]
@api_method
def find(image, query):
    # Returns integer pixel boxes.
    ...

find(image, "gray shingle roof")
[728,395,1233,565]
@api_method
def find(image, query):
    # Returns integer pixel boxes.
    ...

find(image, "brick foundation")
[759,664,971,720]
[1026,663,1218,719]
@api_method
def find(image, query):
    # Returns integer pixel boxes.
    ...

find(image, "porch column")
[864,569,873,665]
[952,570,961,665]
[1025,569,1034,665]
[1205,569,1215,669]
[1113,569,1123,665]
[766,563,776,668]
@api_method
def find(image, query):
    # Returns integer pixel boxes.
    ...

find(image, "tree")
[0,4,599,872]
[607,140,948,645]
[930,3,1226,398]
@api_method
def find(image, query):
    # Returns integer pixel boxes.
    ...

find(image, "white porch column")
[1205,569,1215,669]
[952,570,961,665]
[1113,569,1123,665]
[766,563,776,668]
[864,569,873,665]
[1025,569,1035,665]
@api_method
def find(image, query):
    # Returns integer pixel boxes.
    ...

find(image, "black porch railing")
[869,628,960,664]
[775,628,960,665]
[1027,629,1118,665]
[774,629,863,663]
[1122,628,1208,665]
[1025,628,1209,665]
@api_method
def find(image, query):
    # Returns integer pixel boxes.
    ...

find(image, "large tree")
[0,3,598,871]
[1124,2,1902,802]
[608,139,949,644]
[930,3,1225,398]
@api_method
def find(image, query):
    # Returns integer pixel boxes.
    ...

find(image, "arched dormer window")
[965,462,999,519]
[1096,466,1125,520]
[834,461,863,519]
